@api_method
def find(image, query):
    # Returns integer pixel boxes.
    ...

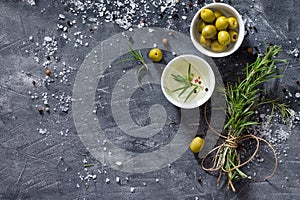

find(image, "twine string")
[201,103,278,184]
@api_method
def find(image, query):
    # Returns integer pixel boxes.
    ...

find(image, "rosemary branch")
[203,45,291,191]
[118,46,148,87]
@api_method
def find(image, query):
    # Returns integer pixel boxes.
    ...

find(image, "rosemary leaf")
[179,86,190,97]
[185,85,198,102]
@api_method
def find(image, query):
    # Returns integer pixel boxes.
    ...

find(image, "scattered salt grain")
[116,177,120,183]
[130,187,135,193]
[44,36,52,42]
[38,128,47,135]
[24,0,35,6]
[59,14,66,20]
[116,161,122,166]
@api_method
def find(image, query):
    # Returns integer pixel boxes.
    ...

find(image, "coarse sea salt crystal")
[24,0,35,6]
[295,93,300,98]
[130,187,135,193]
[44,36,52,42]
[181,16,187,20]
[116,161,122,166]
[59,14,66,20]
[39,128,47,134]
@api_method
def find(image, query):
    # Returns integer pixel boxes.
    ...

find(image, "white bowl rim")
[190,3,245,58]
[161,54,215,109]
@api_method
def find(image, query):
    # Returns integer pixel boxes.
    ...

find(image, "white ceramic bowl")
[161,55,215,109]
[190,3,244,57]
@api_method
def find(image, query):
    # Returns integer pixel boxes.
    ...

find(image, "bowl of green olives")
[190,3,244,57]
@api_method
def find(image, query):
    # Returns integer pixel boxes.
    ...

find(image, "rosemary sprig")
[225,45,288,136]
[202,45,291,192]
[171,63,203,102]
[84,163,95,167]
[118,46,148,87]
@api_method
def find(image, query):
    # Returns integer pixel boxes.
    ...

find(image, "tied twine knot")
[224,135,238,149]
[201,103,278,191]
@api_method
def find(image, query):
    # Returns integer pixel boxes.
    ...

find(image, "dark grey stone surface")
[0,0,299,200]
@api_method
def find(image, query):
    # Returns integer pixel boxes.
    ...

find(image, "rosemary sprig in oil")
[171,63,203,102]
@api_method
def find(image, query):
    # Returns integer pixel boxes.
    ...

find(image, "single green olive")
[197,21,206,33]
[218,31,231,46]
[214,10,223,19]
[200,35,211,48]
[200,8,215,23]
[227,16,238,30]
[202,25,217,39]
[229,30,238,42]
[211,40,227,52]
[215,16,229,31]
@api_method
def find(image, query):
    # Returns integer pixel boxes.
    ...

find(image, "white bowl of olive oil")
[161,54,215,109]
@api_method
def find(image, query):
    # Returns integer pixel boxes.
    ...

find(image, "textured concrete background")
[0,0,299,199]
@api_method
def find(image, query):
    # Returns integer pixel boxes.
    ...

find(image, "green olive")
[202,25,217,39]
[200,8,215,23]
[229,30,238,42]
[214,10,223,19]
[227,17,238,30]
[218,31,231,46]
[215,16,228,31]
[197,21,206,33]
[211,40,227,52]
[200,35,211,48]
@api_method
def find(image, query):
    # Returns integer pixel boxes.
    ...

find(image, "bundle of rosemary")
[201,45,291,192]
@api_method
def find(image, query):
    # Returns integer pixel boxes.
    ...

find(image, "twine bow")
[201,103,278,192]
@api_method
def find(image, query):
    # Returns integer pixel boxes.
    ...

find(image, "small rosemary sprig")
[171,63,203,102]
[118,46,148,87]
